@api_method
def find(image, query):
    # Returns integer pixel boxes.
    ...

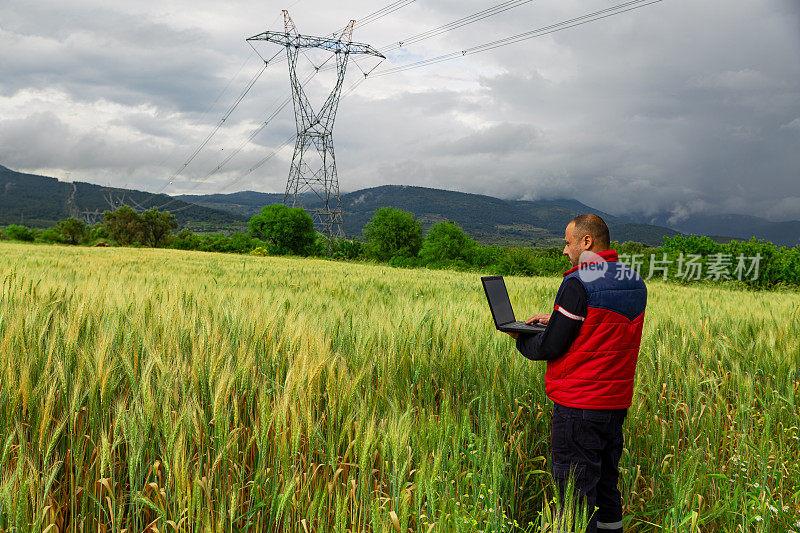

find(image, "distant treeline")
[2,205,798,289]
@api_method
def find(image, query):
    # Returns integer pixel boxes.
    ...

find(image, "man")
[506,214,647,533]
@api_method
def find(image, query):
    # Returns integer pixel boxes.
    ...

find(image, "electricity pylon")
[247,11,384,244]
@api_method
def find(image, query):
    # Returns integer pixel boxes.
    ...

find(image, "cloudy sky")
[1,0,799,222]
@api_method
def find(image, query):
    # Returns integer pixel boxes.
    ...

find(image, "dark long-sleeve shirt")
[515,277,588,361]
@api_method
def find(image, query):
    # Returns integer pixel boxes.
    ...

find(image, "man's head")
[563,214,611,267]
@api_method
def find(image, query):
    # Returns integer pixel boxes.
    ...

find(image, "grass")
[0,242,798,532]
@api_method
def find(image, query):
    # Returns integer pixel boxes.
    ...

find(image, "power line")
[148,50,260,175]
[178,69,370,205]
[380,0,535,54]
[165,133,297,213]
[150,59,271,197]
[373,0,663,77]
[171,74,369,208]
[152,101,292,211]
[218,133,298,194]
[163,68,375,209]
[355,0,417,29]
[315,0,536,75]
[152,69,322,211]
[223,71,371,194]
[137,48,284,209]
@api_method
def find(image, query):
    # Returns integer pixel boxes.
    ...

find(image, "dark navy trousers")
[550,402,627,533]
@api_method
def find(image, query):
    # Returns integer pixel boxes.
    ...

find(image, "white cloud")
[782,117,800,132]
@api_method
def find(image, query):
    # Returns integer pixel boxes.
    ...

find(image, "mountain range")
[2,164,798,246]
[0,165,248,232]
[177,186,680,246]
[627,212,800,247]
[177,188,798,247]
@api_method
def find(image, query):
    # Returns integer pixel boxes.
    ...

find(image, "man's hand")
[505,313,551,340]
[526,313,551,325]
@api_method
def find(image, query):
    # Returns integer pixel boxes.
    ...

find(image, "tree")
[363,207,423,261]
[89,223,109,242]
[140,207,177,247]
[103,205,144,245]
[172,229,200,250]
[5,224,35,242]
[102,206,176,247]
[55,217,88,245]
[419,221,476,264]
[248,204,317,255]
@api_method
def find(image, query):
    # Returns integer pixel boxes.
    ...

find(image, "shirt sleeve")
[515,277,587,361]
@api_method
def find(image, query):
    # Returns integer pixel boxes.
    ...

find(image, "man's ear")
[582,234,593,248]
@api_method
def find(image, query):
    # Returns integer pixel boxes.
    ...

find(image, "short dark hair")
[569,213,610,249]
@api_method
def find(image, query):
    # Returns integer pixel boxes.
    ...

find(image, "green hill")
[0,165,247,232]
[179,185,681,246]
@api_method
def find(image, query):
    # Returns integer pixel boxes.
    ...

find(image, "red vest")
[545,249,647,409]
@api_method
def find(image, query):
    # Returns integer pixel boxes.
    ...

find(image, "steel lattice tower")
[247,11,384,242]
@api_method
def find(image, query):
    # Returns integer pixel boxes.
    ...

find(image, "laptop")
[481,276,546,334]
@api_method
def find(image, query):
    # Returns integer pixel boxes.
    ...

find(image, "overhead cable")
[372,0,663,77]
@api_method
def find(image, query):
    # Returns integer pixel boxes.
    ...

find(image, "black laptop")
[481,276,546,334]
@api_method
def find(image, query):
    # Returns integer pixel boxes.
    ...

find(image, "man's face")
[562,222,591,267]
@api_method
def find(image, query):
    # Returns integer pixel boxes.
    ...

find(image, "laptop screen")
[484,277,515,325]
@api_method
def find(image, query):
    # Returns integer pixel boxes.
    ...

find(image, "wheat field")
[0,242,798,532]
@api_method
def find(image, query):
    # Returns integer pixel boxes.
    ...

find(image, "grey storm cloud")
[0,0,798,221]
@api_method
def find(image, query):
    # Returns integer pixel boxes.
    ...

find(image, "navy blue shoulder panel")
[565,261,647,320]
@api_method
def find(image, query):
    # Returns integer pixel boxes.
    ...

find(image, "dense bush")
[670,236,799,288]
[103,206,176,246]
[308,235,331,257]
[363,207,423,261]
[495,247,539,277]
[419,221,476,263]
[89,224,109,243]
[333,238,365,260]
[140,207,177,247]
[55,217,89,245]
[103,206,143,245]
[249,204,317,255]
[661,234,722,256]
[197,234,235,254]
[388,255,424,269]
[172,230,264,255]
[172,229,201,250]
[611,240,661,257]
[5,225,35,242]
[719,238,799,288]
[37,228,61,244]
[610,235,800,289]
[495,247,570,277]
[467,245,503,268]
[181,232,263,254]
[227,232,265,254]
